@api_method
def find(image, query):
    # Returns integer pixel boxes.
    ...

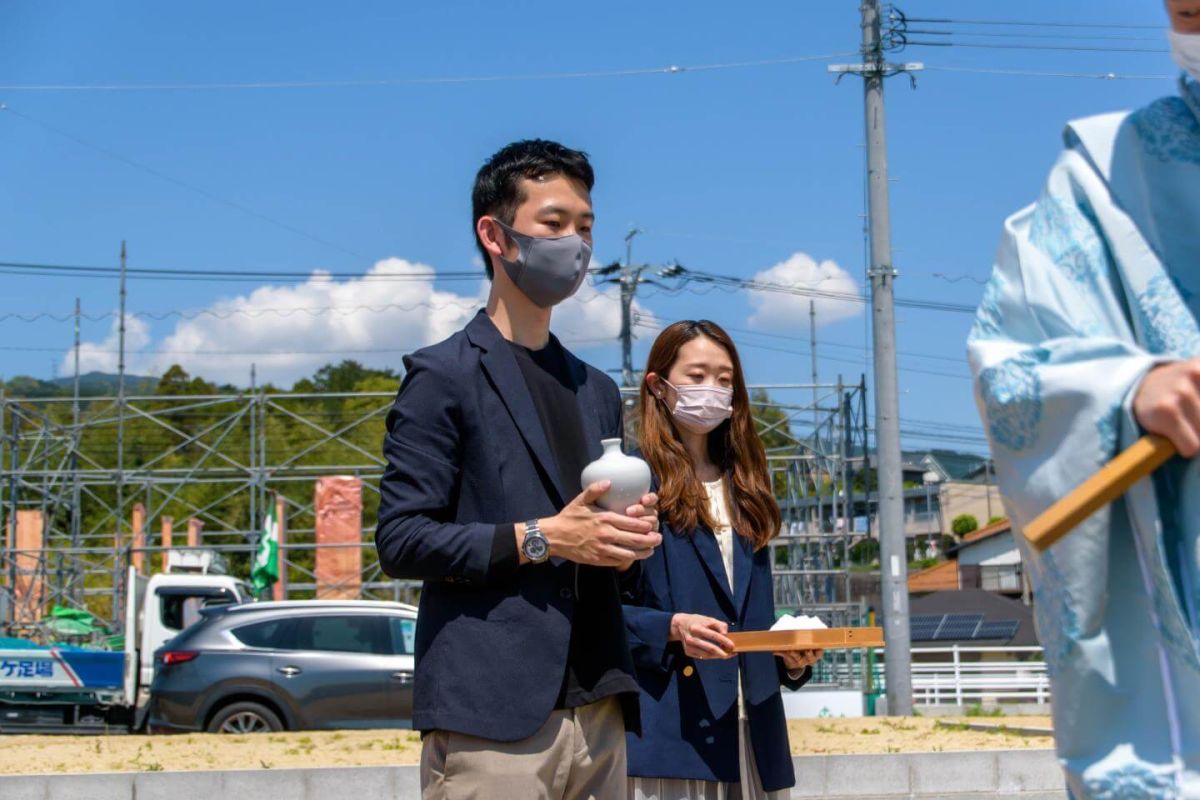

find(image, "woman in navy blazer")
[623,320,823,799]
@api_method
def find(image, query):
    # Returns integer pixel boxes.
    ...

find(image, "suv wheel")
[207,701,284,734]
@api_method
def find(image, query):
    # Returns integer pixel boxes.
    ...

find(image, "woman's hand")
[775,648,824,673]
[669,613,735,660]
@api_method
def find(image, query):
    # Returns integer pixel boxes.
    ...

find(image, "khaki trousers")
[420,696,627,800]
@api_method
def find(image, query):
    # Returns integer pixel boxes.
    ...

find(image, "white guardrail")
[910,646,1050,706]
[811,646,1052,706]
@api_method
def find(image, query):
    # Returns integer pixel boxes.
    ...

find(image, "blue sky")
[0,0,1181,453]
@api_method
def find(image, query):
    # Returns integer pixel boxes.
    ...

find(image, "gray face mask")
[493,219,592,308]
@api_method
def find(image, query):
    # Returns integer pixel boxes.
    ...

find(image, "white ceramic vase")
[580,438,652,512]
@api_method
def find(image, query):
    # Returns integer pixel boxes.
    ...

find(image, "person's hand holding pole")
[1022,361,1199,550]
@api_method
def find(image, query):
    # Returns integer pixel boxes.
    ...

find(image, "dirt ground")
[785,715,1054,756]
[0,716,1054,775]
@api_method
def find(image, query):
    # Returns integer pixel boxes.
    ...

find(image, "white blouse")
[703,477,746,720]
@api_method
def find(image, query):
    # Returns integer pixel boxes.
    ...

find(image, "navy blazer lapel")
[732,527,753,617]
[467,312,568,505]
[689,526,736,613]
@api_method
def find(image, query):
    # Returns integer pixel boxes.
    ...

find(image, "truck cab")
[127,550,255,717]
[0,549,254,732]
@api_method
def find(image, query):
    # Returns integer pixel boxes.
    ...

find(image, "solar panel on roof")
[909,614,943,641]
[933,613,983,640]
[975,620,1020,640]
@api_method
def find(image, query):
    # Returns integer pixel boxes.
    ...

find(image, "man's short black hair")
[472,139,595,279]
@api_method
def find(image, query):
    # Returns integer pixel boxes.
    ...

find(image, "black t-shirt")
[497,338,640,710]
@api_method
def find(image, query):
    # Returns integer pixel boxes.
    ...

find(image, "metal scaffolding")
[0,389,416,638]
[3,379,869,685]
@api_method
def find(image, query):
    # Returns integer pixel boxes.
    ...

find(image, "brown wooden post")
[131,503,146,575]
[314,477,362,600]
[186,517,203,548]
[272,494,287,602]
[14,510,46,624]
[160,516,173,573]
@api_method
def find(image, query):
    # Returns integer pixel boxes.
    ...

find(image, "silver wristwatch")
[522,519,550,563]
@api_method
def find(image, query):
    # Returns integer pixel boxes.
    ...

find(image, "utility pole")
[249,363,257,538]
[73,298,81,427]
[114,241,127,625]
[810,299,820,447]
[71,298,82,603]
[619,228,642,387]
[600,230,681,389]
[810,299,822,539]
[830,0,922,716]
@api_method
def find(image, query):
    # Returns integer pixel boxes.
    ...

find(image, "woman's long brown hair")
[638,320,781,551]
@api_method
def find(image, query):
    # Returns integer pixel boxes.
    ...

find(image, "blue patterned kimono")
[969,77,1200,799]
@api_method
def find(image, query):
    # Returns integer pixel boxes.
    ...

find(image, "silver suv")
[148,600,417,733]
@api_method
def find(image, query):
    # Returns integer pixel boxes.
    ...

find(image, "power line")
[1,105,370,262]
[0,52,858,93]
[924,65,1174,81]
[719,323,970,366]
[0,259,484,283]
[0,259,986,314]
[902,40,1168,54]
[896,16,1164,31]
[631,319,970,380]
[900,29,1165,43]
[0,336,617,357]
[675,266,979,315]
[0,288,645,324]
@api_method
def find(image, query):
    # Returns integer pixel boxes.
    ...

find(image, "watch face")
[524,534,549,561]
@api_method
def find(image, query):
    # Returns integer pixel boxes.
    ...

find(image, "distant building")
[781,447,1003,550]
[907,518,1026,600]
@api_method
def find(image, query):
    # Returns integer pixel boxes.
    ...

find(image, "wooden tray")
[727,626,884,653]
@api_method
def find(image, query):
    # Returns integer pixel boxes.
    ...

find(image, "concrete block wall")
[0,749,1067,799]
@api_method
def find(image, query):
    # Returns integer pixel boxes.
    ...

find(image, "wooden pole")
[1023,434,1176,551]
[273,494,287,602]
[160,516,173,573]
[186,517,203,548]
[131,503,146,575]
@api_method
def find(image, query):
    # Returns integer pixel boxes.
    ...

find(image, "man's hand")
[669,613,735,660]
[539,481,663,567]
[1134,360,1200,456]
[776,648,824,674]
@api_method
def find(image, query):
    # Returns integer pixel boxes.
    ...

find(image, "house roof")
[959,518,1012,546]
[851,447,991,480]
[908,588,1038,647]
[908,559,959,593]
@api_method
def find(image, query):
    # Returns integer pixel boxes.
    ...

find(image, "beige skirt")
[627,719,788,800]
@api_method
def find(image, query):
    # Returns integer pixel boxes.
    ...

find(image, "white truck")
[0,549,254,733]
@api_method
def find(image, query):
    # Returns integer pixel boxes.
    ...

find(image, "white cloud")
[746,252,861,331]
[65,255,640,386]
[551,272,655,348]
[66,314,152,375]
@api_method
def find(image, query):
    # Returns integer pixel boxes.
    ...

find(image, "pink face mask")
[662,379,733,434]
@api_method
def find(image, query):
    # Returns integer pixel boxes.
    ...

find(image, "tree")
[156,364,217,396]
[850,537,880,565]
[308,360,398,393]
[952,514,980,536]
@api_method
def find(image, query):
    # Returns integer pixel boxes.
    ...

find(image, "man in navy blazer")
[376,140,662,800]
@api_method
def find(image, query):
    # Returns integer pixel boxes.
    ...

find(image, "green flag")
[251,499,280,595]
